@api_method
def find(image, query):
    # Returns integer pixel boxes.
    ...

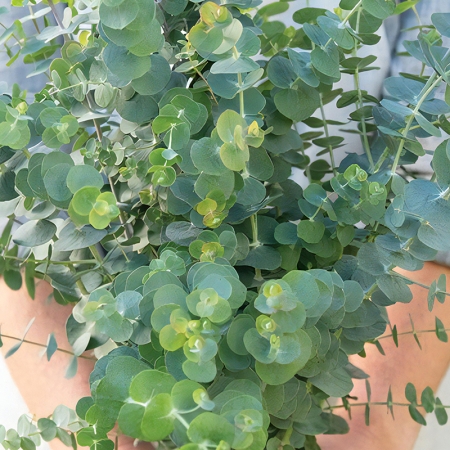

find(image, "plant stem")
[238,69,261,279]
[28,5,40,34]
[48,0,69,42]
[391,73,442,174]
[378,327,450,342]
[373,147,390,173]
[325,401,411,411]
[364,283,378,300]
[250,214,259,246]
[89,245,104,264]
[442,186,450,201]
[172,412,190,430]
[93,118,103,143]
[250,214,263,280]
[355,69,374,169]
[2,255,98,266]
[323,0,363,48]
[86,95,132,242]
[319,94,337,176]
[281,427,293,445]
[391,270,450,295]
[237,72,245,118]
[310,204,322,221]
[193,65,218,104]
[0,334,95,360]
[76,279,89,296]
[343,0,362,25]
[108,175,132,240]
[294,123,312,182]
[412,5,422,26]
[351,7,374,171]
[354,66,374,170]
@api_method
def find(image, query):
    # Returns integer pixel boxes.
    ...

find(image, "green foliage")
[1,0,450,449]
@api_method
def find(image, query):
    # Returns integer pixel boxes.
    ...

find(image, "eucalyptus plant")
[1,0,450,449]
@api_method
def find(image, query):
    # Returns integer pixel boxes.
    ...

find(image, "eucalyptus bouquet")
[1,0,450,449]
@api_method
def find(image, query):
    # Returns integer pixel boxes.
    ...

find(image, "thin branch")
[2,255,98,266]
[1,334,96,361]
[319,94,338,176]
[324,401,411,411]
[85,93,133,241]
[378,327,450,342]
[28,5,41,34]
[47,0,69,43]
[392,73,442,174]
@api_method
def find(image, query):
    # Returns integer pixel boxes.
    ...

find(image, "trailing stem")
[323,0,363,48]
[319,94,338,176]
[377,327,450,342]
[238,69,262,281]
[0,334,95,361]
[48,0,69,42]
[391,73,442,174]
[352,8,374,171]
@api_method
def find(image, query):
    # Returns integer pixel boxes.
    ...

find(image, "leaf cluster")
[1,0,450,449]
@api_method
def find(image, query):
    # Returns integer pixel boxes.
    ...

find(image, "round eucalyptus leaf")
[54,223,107,252]
[219,338,252,371]
[103,42,151,81]
[297,220,325,244]
[309,367,353,397]
[255,330,312,385]
[191,137,228,176]
[243,328,275,364]
[274,86,320,122]
[118,394,174,441]
[187,413,235,445]
[43,163,73,202]
[248,147,274,181]
[195,171,235,200]
[130,370,176,402]
[189,23,223,55]
[160,0,188,15]
[220,142,248,172]
[171,379,204,411]
[362,0,395,19]
[235,246,282,270]
[126,0,156,30]
[15,169,34,198]
[102,23,145,48]
[236,177,266,206]
[267,56,296,89]
[41,151,74,176]
[67,165,104,194]
[71,186,101,216]
[102,0,125,7]
[272,302,306,333]
[118,94,159,124]
[0,171,18,201]
[216,109,247,143]
[12,219,57,247]
[99,0,139,30]
[95,84,116,108]
[128,20,164,56]
[182,359,217,383]
[131,55,171,96]
[227,314,254,355]
[282,271,320,309]
[274,222,298,245]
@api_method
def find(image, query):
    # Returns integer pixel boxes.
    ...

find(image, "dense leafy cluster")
[1,0,450,448]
